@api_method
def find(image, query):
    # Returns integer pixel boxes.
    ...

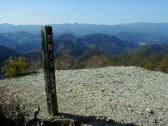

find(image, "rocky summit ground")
[0,66,168,126]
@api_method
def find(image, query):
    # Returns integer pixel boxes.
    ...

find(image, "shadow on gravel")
[0,114,17,126]
[0,112,138,126]
[57,113,138,126]
[0,103,138,126]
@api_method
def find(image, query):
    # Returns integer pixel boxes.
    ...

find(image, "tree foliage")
[53,51,168,73]
[1,57,29,77]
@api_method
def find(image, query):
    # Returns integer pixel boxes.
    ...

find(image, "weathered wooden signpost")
[41,26,58,116]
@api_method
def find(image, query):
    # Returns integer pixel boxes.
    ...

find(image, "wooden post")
[41,26,58,116]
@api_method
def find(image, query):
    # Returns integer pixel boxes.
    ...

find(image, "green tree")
[1,57,28,77]
[159,58,168,73]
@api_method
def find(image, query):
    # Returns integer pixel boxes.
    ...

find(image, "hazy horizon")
[1,22,168,26]
[1,0,168,25]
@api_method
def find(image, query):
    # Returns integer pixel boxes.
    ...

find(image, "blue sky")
[1,0,168,25]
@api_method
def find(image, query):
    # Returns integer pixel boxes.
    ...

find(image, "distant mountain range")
[0,32,138,56]
[0,23,168,70]
[0,32,40,53]
[0,45,18,66]
[115,32,168,45]
[0,23,168,35]
[54,33,138,57]
[0,23,168,46]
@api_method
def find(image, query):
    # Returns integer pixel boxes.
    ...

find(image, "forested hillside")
[0,45,18,66]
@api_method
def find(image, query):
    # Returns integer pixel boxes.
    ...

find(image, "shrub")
[143,62,154,71]
[1,57,29,78]
[159,58,168,73]
[55,55,74,70]
[85,55,112,68]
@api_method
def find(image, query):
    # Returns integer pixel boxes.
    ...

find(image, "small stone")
[145,108,150,112]
[154,119,158,123]
[150,110,154,114]
[128,108,134,112]
[145,108,154,114]
[101,89,105,92]
[106,117,112,121]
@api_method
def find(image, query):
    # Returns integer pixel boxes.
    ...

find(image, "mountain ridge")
[1,23,168,36]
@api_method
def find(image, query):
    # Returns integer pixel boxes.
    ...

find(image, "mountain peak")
[58,33,76,41]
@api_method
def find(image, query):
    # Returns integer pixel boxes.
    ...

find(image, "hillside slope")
[54,33,137,57]
[0,45,19,66]
[0,66,168,126]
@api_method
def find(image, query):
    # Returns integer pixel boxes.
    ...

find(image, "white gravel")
[0,66,168,126]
